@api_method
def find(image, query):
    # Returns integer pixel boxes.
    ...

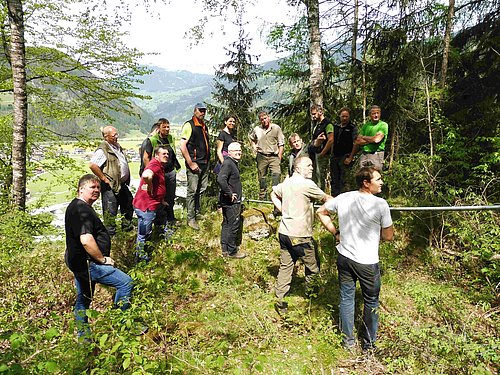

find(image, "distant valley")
[132,60,286,127]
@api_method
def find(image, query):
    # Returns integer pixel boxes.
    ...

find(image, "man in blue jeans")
[317,167,393,351]
[65,174,134,340]
[133,146,169,262]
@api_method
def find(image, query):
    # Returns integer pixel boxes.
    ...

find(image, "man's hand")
[231,193,238,202]
[344,156,353,165]
[101,256,115,266]
[188,161,200,173]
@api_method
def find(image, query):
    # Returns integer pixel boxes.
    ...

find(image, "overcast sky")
[124,0,299,74]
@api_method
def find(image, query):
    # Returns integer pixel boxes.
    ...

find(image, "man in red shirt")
[133,146,169,262]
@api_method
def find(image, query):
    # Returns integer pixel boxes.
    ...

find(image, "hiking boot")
[275,300,288,315]
[168,219,181,227]
[227,251,247,259]
[187,219,200,230]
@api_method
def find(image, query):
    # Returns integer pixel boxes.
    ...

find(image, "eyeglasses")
[198,108,207,113]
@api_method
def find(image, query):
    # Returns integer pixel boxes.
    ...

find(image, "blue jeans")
[74,262,133,338]
[134,208,157,261]
[337,253,381,349]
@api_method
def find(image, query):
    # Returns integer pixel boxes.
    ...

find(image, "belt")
[363,150,384,155]
[258,151,278,157]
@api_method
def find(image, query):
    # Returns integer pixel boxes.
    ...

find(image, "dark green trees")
[210,12,264,137]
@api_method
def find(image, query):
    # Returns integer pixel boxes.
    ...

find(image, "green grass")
[0,203,498,374]
[27,139,145,207]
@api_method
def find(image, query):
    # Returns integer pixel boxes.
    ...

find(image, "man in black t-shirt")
[65,174,134,340]
[330,107,358,196]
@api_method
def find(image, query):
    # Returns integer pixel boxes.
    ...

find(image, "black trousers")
[220,203,242,255]
[100,182,133,235]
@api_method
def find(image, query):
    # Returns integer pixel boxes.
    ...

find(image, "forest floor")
[0,205,498,374]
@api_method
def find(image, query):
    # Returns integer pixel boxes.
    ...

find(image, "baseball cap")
[194,102,206,110]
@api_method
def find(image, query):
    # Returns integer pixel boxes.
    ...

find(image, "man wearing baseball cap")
[179,102,211,229]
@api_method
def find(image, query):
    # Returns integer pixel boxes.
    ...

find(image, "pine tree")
[210,10,265,138]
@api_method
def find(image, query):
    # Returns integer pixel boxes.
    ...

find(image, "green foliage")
[0,207,53,259]
[0,203,498,374]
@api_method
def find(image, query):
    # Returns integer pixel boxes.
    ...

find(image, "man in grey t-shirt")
[317,166,394,351]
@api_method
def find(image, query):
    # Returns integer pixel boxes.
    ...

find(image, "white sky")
[124,0,300,74]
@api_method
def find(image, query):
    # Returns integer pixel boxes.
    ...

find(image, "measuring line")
[245,199,500,212]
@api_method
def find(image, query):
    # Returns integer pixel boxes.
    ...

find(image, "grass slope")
[0,205,498,374]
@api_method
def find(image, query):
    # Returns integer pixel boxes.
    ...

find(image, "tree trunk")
[305,0,323,131]
[440,0,455,88]
[8,0,28,210]
[350,0,359,103]
[421,57,434,156]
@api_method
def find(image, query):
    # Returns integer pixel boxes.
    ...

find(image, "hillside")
[0,201,498,373]
[133,63,289,124]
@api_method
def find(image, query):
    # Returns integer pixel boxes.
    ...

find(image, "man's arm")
[319,132,334,157]
[277,145,284,160]
[89,163,109,185]
[217,163,232,196]
[344,144,358,165]
[355,132,385,146]
[80,233,115,266]
[381,225,394,241]
[270,191,282,212]
[179,138,199,172]
[316,202,340,241]
[142,139,153,167]
[141,169,154,195]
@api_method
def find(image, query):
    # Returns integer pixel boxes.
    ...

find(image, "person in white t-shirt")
[316,166,394,351]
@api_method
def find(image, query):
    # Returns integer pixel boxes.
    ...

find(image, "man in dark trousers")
[65,174,134,340]
[89,125,133,235]
[330,107,358,196]
[217,142,246,259]
[309,104,334,192]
